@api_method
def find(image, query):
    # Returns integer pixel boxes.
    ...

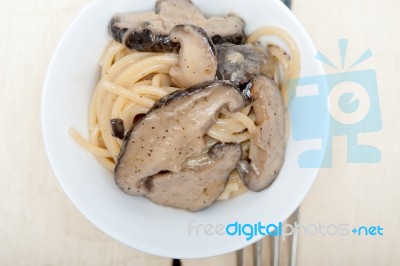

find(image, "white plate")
[42,0,327,258]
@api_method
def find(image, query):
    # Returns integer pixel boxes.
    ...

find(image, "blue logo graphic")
[287,39,382,168]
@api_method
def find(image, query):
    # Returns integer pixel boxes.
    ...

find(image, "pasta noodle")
[71,26,300,200]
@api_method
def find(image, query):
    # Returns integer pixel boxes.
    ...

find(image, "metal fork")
[236,208,300,266]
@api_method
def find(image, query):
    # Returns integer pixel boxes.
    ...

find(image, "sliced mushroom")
[110,118,125,140]
[155,0,204,18]
[216,43,270,86]
[236,75,285,191]
[146,142,242,211]
[109,0,245,52]
[169,25,217,88]
[114,81,245,198]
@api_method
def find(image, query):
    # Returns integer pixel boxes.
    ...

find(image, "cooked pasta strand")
[72,26,300,200]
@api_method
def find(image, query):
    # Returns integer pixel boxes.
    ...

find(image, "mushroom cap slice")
[155,0,204,19]
[216,43,269,87]
[109,0,245,52]
[146,142,242,212]
[237,75,285,191]
[169,25,217,88]
[114,81,245,196]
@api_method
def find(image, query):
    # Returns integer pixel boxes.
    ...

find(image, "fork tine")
[274,208,300,266]
[236,248,243,266]
[254,239,263,266]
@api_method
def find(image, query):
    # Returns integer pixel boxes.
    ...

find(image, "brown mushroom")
[216,43,269,86]
[114,81,245,210]
[109,0,245,52]
[146,142,242,211]
[236,75,285,191]
[169,25,217,88]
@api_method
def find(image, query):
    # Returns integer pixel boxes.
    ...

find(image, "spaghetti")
[70,26,300,200]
